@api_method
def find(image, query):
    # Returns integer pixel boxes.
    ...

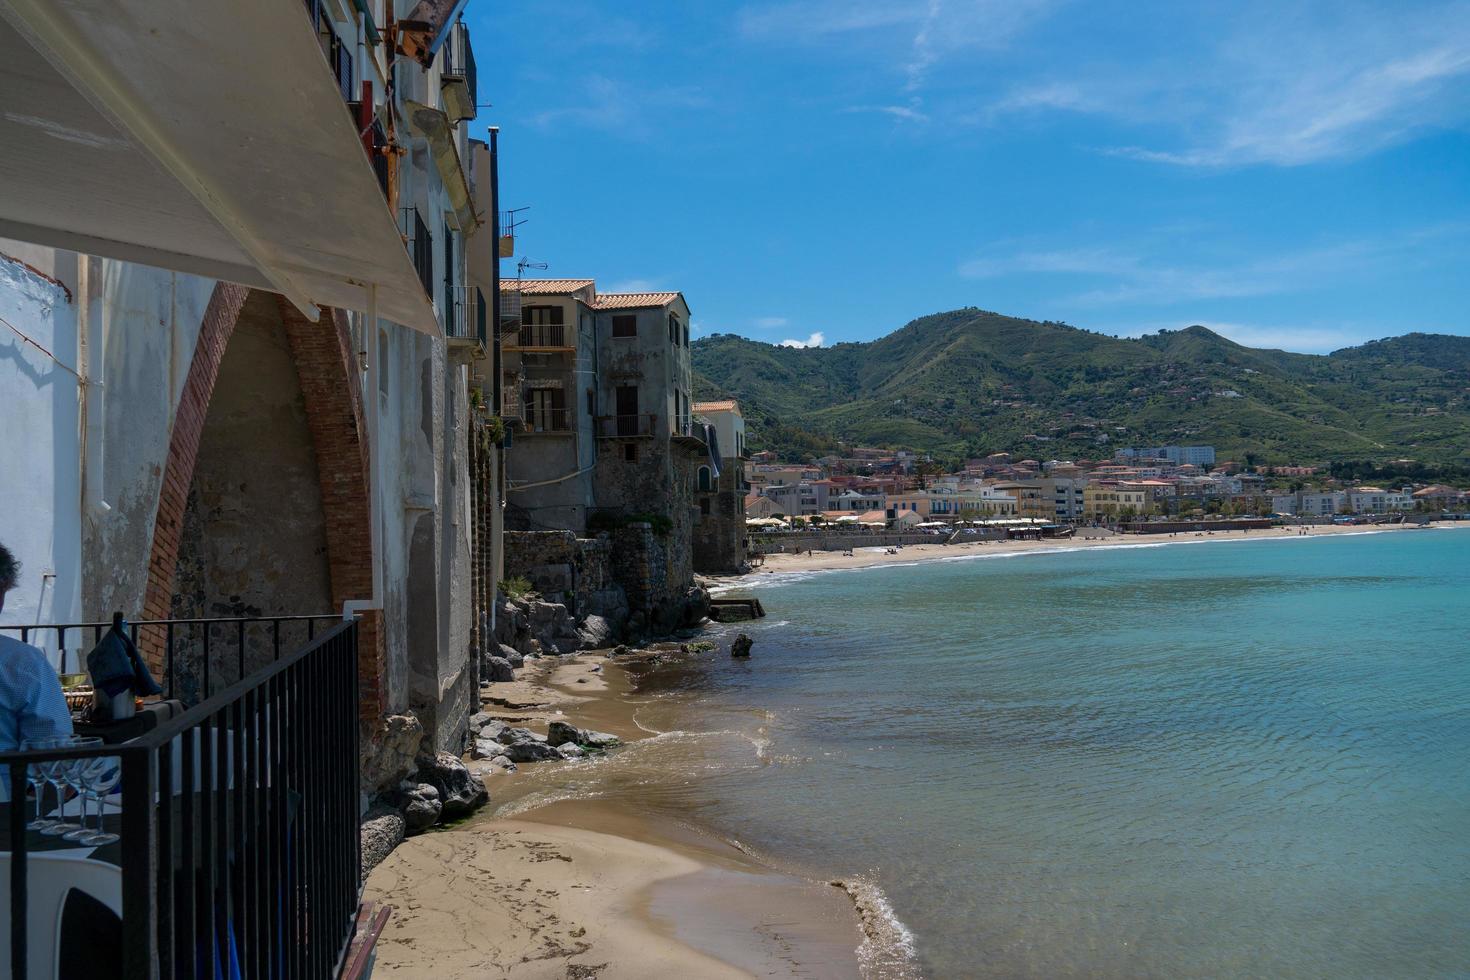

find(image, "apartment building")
[1083,484,1152,519]
[1347,487,1413,512]
[1270,491,1347,516]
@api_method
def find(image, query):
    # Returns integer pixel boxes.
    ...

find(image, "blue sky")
[473,0,1470,353]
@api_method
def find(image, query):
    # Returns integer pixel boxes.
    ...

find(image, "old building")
[499,279,712,631]
[0,0,502,788]
[691,400,749,572]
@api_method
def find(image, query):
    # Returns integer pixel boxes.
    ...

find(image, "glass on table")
[73,755,122,846]
[41,735,103,838]
[20,736,67,831]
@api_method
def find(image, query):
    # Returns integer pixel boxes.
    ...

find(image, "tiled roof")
[693,400,739,414]
[592,292,681,310]
[501,279,594,294]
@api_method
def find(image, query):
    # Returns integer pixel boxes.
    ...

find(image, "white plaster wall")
[0,245,81,653]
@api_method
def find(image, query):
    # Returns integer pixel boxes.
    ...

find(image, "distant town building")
[1118,445,1217,467]
[691,400,748,572]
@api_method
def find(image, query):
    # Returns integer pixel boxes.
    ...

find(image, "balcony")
[0,617,363,976]
[439,21,477,124]
[597,414,656,438]
[503,323,574,352]
[501,384,524,421]
[445,284,487,351]
[522,407,572,434]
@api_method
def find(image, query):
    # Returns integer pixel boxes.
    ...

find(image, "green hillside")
[691,310,1470,468]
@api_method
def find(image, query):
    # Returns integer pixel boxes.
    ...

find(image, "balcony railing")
[1,619,361,978]
[439,21,477,124]
[522,407,571,434]
[500,385,523,421]
[399,208,433,297]
[596,414,655,438]
[500,287,522,326]
[445,284,487,348]
[503,324,572,350]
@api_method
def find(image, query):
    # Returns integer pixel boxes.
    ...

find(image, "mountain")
[691,309,1470,468]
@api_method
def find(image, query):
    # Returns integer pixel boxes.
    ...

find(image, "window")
[586,388,595,417]
[525,305,563,326]
[623,443,637,462]
[612,314,637,338]
[697,466,712,492]
[668,314,677,345]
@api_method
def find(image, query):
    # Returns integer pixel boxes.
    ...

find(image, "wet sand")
[362,652,867,978]
[725,520,1452,578]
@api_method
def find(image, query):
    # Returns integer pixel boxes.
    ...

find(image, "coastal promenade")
[732,520,1454,577]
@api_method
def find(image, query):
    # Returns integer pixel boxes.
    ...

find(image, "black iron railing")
[399,208,434,297]
[596,414,655,438]
[440,21,477,122]
[523,407,570,433]
[445,285,486,346]
[2,620,361,978]
[1,615,341,707]
[505,323,568,349]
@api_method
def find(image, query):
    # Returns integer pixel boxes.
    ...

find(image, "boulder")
[360,802,405,875]
[547,720,621,749]
[484,656,515,683]
[468,711,494,734]
[495,726,545,746]
[498,644,525,668]
[731,633,753,658]
[577,614,616,649]
[499,740,565,763]
[488,755,518,772]
[388,782,441,833]
[472,738,504,760]
[556,743,587,760]
[359,713,425,792]
[416,752,488,820]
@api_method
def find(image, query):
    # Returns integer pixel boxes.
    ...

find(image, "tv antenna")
[517,258,548,278]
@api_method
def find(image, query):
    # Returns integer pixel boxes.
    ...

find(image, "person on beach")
[0,543,73,754]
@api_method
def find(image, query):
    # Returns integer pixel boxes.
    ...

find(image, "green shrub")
[500,575,537,601]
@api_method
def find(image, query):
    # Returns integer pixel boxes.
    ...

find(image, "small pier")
[708,597,767,622]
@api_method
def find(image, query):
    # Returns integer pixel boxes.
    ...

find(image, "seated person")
[0,543,73,754]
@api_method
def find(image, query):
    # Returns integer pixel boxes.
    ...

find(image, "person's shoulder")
[0,633,51,669]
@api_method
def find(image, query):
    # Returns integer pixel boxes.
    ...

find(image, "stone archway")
[142,284,383,719]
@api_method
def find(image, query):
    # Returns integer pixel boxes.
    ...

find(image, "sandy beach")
[723,520,1455,578]
[363,653,869,979]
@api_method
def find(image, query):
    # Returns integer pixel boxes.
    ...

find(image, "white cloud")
[531,75,708,136]
[957,234,1448,308]
[737,0,1054,91]
[779,331,825,348]
[981,4,1470,167]
[753,316,790,328]
[844,98,930,122]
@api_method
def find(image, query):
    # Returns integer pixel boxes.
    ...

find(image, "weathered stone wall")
[503,530,624,622]
[693,459,746,573]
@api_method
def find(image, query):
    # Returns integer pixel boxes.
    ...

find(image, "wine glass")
[74,756,122,846]
[42,735,102,838]
[20,736,66,831]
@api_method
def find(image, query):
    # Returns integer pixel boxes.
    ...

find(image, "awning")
[0,0,439,334]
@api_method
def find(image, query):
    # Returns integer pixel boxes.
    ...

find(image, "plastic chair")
[0,853,123,976]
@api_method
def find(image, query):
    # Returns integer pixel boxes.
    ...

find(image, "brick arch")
[142,284,384,720]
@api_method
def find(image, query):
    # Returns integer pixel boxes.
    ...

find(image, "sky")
[472,0,1470,354]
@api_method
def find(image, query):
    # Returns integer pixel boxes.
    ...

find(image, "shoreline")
[711,519,1463,583]
[363,651,881,978]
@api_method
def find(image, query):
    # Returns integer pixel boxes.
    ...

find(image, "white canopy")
[0,0,439,334]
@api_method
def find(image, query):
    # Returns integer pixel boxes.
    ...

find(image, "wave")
[829,875,922,979]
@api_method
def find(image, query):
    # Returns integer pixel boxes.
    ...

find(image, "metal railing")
[596,414,655,438]
[2,620,361,978]
[503,323,569,349]
[399,208,433,297]
[500,384,523,420]
[439,21,477,123]
[445,284,487,346]
[522,407,570,433]
[0,615,342,707]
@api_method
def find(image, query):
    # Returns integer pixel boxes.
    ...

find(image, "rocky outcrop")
[387,782,442,833]
[577,614,615,649]
[484,655,515,683]
[731,633,753,658]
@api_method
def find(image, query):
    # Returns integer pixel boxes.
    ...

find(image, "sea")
[510,528,1470,978]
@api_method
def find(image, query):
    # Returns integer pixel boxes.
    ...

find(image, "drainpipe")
[78,255,109,516]
[366,283,384,606]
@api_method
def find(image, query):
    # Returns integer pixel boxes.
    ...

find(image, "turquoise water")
[643,530,1470,977]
